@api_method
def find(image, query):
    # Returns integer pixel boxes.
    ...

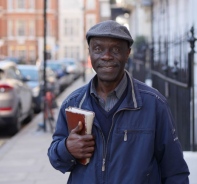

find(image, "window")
[29,49,36,61]
[18,49,26,61]
[6,67,21,80]
[28,0,35,9]
[64,18,79,37]
[15,68,22,80]
[74,19,79,36]
[8,20,13,37]
[17,0,26,9]
[8,47,15,57]
[17,21,26,36]
[6,68,18,79]
[86,15,96,32]
[100,2,110,17]
[29,21,35,37]
[64,19,71,36]
[86,0,95,10]
[64,46,79,60]
[8,0,13,10]
[47,0,51,10]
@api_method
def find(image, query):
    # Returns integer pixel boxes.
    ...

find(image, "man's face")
[89,37,131,83]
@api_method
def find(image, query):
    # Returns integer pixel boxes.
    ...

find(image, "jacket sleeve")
[47,103,77,173]
[154,100,190,184]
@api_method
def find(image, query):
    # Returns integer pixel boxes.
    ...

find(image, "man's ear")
[127,48,131,58]
[88,47,90,54]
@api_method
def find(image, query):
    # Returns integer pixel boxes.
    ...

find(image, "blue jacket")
[48,72,189,184]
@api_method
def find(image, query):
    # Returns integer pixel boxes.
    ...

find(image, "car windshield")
[19,69,39,81]
[47,63,61,70]
[62,60,75,66]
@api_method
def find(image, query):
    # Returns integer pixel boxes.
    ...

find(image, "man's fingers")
[76,146,95,159]
[70,121,83,134]
[66,133,95,160]
[78,139,95,148]
[66,121,95,160]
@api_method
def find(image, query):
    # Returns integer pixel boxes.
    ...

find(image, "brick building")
[0,0,58,64]
[0,0,111,64]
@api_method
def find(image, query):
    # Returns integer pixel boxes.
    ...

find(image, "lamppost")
[43,0,47,132]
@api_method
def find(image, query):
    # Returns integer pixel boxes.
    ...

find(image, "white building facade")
[153,0,197,149]
[110,0,197,150]
[58,0,84,61]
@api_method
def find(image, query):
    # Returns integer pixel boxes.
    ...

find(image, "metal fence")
[132,27,196,151]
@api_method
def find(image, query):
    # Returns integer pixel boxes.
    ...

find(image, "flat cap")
[86,20,133,47]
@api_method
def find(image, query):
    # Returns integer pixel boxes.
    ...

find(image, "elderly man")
[48,20,189,184]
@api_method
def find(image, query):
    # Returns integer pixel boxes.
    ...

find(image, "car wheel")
[25,102,34,123]
[9,105,22,135]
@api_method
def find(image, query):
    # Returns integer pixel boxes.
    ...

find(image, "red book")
[65,107,95,165]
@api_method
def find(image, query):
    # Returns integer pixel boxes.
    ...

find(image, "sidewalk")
[0,69,196,184]
[0,69,95,184]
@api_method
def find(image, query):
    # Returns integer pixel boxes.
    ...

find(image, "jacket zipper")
[102,158,106,171]
[101,107,141,172]
[124,130,127,141]
[99,129,106,172]
[100,118,114,172]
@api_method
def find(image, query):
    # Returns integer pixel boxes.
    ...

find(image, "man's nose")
[101,49,113,60]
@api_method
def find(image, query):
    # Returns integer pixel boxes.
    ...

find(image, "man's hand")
[66,121,95,160]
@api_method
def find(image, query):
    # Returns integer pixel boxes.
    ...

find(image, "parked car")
[59,58,83,80]
[44,60,71,91]
[0,61,33,134]
[3,57,20,64]
[17,65,60,113]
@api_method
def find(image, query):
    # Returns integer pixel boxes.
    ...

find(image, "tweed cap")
[86,20,133,47]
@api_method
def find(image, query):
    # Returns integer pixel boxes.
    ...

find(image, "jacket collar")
[78,70,142,110]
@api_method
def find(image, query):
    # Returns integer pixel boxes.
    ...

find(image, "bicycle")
[45,90,56,132]
[38,90,57,133]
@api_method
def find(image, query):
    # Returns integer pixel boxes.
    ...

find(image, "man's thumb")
[72,121,83,134]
